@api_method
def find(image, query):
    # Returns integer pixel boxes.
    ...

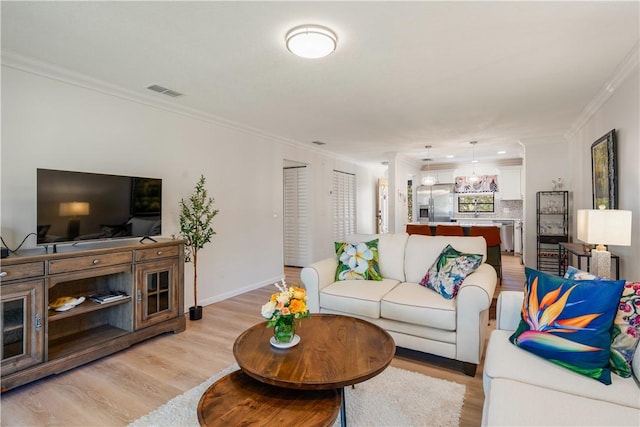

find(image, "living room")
[1,2,639,426]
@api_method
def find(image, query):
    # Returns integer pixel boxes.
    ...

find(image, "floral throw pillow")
[420,244,483,299]
[564,267,640,378]
[509,268,625,385]
[610,282,640,378]
[334,239,382,281]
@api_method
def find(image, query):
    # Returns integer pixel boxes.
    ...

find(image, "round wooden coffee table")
[197,370,341,427]
[233,314,395,425]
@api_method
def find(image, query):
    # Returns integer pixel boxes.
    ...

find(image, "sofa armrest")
[300,257,338,313]
[456,263,497,364]
[496,291,524,331]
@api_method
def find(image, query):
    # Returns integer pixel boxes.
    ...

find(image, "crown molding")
[1,50,364,164]
[565,41,639,139]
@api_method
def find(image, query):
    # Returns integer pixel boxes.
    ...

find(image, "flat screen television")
[36,169,162,244]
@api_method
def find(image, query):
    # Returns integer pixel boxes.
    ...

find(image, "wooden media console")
[0,238,185,391]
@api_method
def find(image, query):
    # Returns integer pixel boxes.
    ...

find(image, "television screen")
[36,169,162,244]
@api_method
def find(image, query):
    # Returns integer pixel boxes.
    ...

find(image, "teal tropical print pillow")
[610,282,640,378]
[420,244,483,299]
[509,268,625,385]
[334,239,382,281]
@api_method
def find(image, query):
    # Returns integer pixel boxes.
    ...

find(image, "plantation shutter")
[283,166,310,267]
[332,170,356,242]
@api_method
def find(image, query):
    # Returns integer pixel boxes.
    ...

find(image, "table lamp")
[576,207,632,279]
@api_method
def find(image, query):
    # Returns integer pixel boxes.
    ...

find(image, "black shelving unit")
[536,191,569,275]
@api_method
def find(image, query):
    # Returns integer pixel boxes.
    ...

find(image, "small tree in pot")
[179,175,219,320]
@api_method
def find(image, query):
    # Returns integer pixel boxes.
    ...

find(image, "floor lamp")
[576,208,632,279]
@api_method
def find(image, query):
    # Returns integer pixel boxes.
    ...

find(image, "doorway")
[283,161,310,267]
[376,179,388,234]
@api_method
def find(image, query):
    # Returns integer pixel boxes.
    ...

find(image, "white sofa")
[301,233,497,376]
[482,291,640,426]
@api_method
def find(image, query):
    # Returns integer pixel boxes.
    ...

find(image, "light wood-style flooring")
[1,255,524,427]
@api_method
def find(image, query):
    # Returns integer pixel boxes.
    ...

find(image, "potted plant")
[179,175,219,320]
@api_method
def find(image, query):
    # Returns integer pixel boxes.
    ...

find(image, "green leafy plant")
[179,175,219,308]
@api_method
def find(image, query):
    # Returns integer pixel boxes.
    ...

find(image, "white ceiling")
[2,1,638,167]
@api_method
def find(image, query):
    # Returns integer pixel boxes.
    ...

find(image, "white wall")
[387,154,420,233]
[1,65,378,309]
[522,138,570,269]
[567,66,639,280]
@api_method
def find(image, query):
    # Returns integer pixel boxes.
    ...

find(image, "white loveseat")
[482,291,640,426]
[301,233,497,376]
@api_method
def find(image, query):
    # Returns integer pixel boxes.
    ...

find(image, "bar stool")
[435,225,465,236]
[469,226,502,285]
[406,224,432,236]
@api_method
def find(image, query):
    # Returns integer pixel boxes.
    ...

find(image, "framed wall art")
[591,129,617,209]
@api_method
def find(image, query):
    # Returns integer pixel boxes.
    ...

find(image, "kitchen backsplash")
[455,199,523,219]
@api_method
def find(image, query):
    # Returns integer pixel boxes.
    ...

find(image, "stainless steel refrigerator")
[416,184,454,222]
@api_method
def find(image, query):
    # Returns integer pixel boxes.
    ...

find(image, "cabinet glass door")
[2,299,26,360]
[1,280,44,374]
[146,270,170,315]
[136,259,178,330]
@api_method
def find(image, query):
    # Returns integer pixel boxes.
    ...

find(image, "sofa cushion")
[404,235,486,283]
[420,244,483,299]
[483,378,640,426]
[344,233,408,282]
[381,282,456,330]
[319,278,400,319]
[485,329,640,409]
[335,239,382,281]
[510,268,625,384]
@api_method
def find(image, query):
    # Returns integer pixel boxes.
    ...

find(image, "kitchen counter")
[451,217,522,221]
[408,222,500,228]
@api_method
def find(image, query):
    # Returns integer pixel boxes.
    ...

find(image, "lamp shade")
[577,209,632,246]
[59,202,90,217]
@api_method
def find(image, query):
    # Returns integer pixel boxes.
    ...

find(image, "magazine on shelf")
[89,291,129,304]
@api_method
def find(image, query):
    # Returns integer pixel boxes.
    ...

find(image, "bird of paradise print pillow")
[509,268,625,385]
[334,239,382,281]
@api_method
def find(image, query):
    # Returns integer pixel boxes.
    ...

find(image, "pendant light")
[421,145,436,186]
[468,141,479,183]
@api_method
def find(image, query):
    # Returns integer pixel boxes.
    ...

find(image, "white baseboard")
[186,274,285,311]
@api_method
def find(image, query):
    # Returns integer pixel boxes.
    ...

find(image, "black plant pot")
[189,306,203,321]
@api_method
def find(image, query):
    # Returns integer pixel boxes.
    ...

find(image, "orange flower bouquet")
[261,280,310,342]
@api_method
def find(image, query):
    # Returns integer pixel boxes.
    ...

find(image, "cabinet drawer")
[48,252,132,274]
[135,246,179,262]
[0,262,45,282]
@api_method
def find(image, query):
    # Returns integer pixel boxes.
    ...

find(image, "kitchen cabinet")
[498,168,522,200]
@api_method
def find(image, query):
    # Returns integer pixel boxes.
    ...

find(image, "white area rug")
[129,364,466,427]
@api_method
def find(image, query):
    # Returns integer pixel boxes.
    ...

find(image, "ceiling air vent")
[146,84,184,98]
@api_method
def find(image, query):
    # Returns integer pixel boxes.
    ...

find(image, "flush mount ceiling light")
[286,25,337,59]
